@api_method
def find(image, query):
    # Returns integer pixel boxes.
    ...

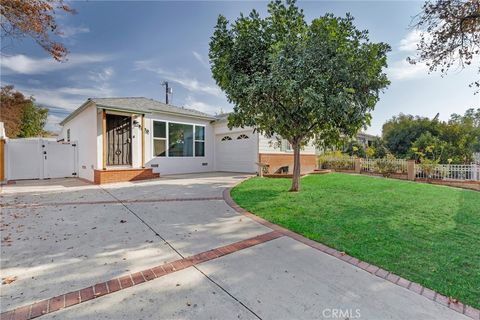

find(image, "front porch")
[97,109,156,184]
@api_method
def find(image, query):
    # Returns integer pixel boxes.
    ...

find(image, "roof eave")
[95,104,150,115]
[149,109,216,121]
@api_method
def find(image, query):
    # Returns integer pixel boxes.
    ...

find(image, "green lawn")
[231,173,480,308]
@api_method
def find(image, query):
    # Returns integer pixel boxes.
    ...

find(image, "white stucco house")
[59,97,318,184]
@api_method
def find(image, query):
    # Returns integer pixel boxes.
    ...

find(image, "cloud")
[387,59,429,80]
[171,76,221,97]
[59,25,90,38]
[399,30,422,52]
[15,83,113,133]
[184,96,220,114]
[45,114,65,132]
[134,60,222,97]
[17,82,114,110]
[0,54,110,75]
[15,67,116,132]
[390,30,478,81]
[88,67,115,83]
[192,51,210,69]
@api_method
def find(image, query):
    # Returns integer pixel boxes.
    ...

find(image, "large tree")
[382,113,441,158]
[0,85,48,138]
[0,85,29,137]
[410,0,480,91]
[18,99,48,138]
[209,0,390,191]
[382,109,480,163]
[1,0,75,61]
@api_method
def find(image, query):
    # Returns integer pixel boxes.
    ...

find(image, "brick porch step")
[94,168,159,184]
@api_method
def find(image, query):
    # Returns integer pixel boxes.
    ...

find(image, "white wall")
[60,104,97,181]
[144,113,215,175]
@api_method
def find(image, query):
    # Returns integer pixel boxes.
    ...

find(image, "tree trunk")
[290,141,301,192]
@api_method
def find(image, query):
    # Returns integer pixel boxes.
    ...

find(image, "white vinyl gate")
[5,138,78,180]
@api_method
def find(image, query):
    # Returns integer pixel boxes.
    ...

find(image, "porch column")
[141,114,145,168]
[102,109,107,170]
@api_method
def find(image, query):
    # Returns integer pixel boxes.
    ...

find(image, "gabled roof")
[60,97,217,125]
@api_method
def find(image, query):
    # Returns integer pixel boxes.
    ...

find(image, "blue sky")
[1,1,478,135]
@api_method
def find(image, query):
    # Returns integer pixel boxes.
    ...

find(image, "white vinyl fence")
[5,138,78,180]
[415,163,480,181]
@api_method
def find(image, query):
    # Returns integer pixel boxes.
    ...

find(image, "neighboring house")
[59,97,317,183]
[356,132,377,148]
[315,132,378,155]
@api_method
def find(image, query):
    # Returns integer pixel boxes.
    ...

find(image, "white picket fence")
[361,158,408,174]
[415,163,480,181]
[319,155,480,181]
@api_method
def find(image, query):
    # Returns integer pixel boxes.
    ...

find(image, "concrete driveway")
[0,173,472,320]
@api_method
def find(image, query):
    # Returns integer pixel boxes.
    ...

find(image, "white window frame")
[152,121,167,157]
[152,119,205,158]
[194,125,205,157]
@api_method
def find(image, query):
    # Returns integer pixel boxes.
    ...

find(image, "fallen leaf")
[449,297,459,304]
[2,276,17,285]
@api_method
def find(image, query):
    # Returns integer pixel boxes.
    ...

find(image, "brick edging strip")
[0,231,282,320]
[0,197,224,209]
[222,187,480,320]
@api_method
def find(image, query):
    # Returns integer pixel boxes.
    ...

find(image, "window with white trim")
[195,125,205,157]
[152,120,205,158]
[169,122,193,157]
[153,121,167,157]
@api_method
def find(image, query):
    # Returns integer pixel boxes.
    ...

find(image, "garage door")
[215,132,257,173]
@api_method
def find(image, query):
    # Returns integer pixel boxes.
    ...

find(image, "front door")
[106,114,132,166]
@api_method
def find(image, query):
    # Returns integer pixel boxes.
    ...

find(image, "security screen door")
[106,114,132,166]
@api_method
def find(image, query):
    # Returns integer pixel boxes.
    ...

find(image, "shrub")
[318,152,354,170]
[374,154,399,177]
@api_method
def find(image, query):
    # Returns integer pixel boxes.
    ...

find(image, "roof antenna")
[162,81,172,104]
